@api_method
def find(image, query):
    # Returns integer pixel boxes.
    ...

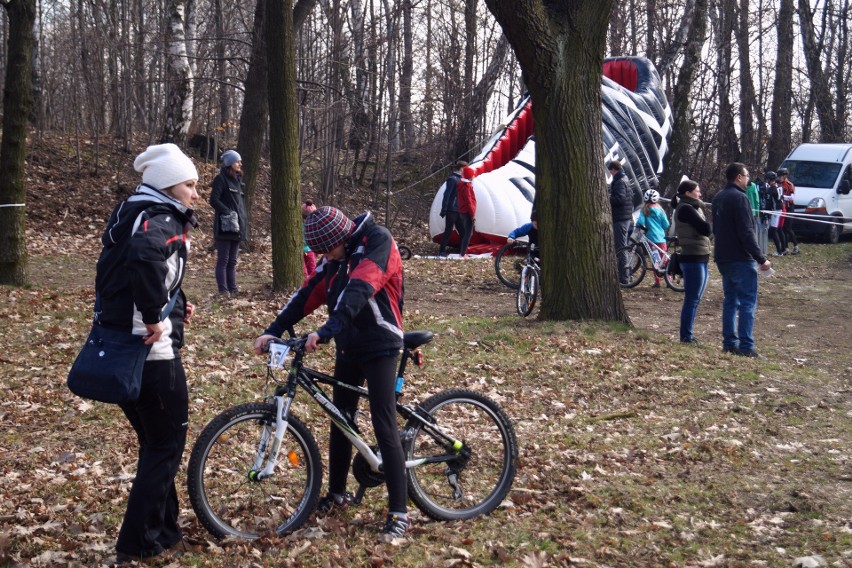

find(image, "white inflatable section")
[430,140,537,242]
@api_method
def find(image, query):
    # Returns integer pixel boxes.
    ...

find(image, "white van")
[780,143,852,243]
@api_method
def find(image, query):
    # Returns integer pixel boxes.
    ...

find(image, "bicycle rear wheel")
[515,266,538,317]
[187,403,322,539]
[494,243,528,289]
[618,243,646,288]
[404,389,518,521]
[664,259,685,292]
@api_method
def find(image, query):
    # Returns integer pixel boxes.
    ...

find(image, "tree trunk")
[660,0,708,194]
[267,0,303,291]
[0,0,36,286]
[768,0,794,168]
[237,0,318,244]
[161,0,194,145]
[452,34,509,161]
[398,0,414,149]
[484,0,629,323]
[798,0,843,142]
[736,0,757,166]
[713,0,740,162]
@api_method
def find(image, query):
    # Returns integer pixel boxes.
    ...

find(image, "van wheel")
[825,218,842,244]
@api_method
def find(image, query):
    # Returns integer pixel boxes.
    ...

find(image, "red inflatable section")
[603,59,638,92]
[469,101,534,179]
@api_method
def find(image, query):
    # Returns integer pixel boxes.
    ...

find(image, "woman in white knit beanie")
[94,143,199,563]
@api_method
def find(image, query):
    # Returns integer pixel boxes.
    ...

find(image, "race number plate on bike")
[268,343,291,369]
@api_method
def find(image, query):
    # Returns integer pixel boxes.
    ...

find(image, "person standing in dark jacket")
[671,180,711,343]
[96,143,199,563]
[609,160,634,285]
[210,149,248,296]
[712,162,772,358]
[254,206,410,541]
[438,160,467,256]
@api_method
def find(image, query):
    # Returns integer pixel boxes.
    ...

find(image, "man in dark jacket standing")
[712,162,773,358]
[609,160,634,285]
[437,160,467,256]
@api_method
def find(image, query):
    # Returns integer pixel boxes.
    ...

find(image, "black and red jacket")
[264,212,404,361]
[95,185,196,359]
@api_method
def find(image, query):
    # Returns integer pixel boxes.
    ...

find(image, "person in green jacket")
[746,176,767,254]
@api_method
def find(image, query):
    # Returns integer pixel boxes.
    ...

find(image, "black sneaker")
[723,346,740,355]
[316,492,354,514]
[379,513,410,542]
[737,349,762,358]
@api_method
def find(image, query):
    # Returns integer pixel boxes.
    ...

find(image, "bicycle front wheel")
[618,243,646,288]
[515,266,538,317]
[664,260,685,292]
[187,403,322,539]
[494,243,528,289]
[405,389,518,521]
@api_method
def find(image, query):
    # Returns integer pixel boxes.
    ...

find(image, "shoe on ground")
[723,346,740,355]
[773,252,784,257]
[115,551,161,565]
[218,290,230,298]
[379,513,410,542]
[680,338,698,344]
[792,246,800,255]
[651,282,661,288]
[316,492,355,514]
[736,349,762,358]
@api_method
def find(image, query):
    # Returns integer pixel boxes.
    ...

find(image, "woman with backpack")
[671,179,711,343]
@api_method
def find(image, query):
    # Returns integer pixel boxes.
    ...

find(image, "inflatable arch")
[429,56,673,252]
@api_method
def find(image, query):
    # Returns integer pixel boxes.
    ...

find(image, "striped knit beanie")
[304,206,354,254]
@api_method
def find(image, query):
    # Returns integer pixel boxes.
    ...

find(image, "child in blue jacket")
[636,189,670,287]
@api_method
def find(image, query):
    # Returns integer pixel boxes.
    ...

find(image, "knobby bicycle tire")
[516,266,538,317]
[404,389,518,521]
[187,403,322,539]
[494,242,529,289]
[618,242,646,288]
[664,259,685,292]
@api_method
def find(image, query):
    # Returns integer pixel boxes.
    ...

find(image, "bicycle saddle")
[404,331,434,349]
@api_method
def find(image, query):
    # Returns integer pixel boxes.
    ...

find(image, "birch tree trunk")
[161,0,194,145]
[484,0,629,323]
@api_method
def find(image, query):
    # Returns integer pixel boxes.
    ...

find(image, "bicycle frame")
[636,232,670,273]
[251,342,465,482]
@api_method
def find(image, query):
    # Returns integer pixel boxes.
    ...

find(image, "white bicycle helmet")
[643,189,660,203]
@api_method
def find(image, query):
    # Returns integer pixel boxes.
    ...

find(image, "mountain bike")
[186,332,518,540]
[516,254,540,317]
[494,241,534,289]
[618,229,684,291]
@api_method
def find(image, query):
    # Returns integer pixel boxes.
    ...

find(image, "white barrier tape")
[757,209,847,227]
[0,203,26,208]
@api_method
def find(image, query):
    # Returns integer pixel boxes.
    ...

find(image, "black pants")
[116,358,188,558]
[783,222,798,247]
[769,226,785,254]
[438,211,464,255]
[457,213,474,256]
[329,354,407,514]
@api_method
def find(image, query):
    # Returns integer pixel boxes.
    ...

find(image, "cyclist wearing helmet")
[763,171,787,256]
[636,188,670,287]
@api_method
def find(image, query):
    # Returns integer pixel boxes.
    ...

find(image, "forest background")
[1,0,849,241]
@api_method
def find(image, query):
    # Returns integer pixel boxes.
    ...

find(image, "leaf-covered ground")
[1,138,850,566]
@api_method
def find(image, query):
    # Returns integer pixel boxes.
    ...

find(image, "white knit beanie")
[133,144,199,190]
